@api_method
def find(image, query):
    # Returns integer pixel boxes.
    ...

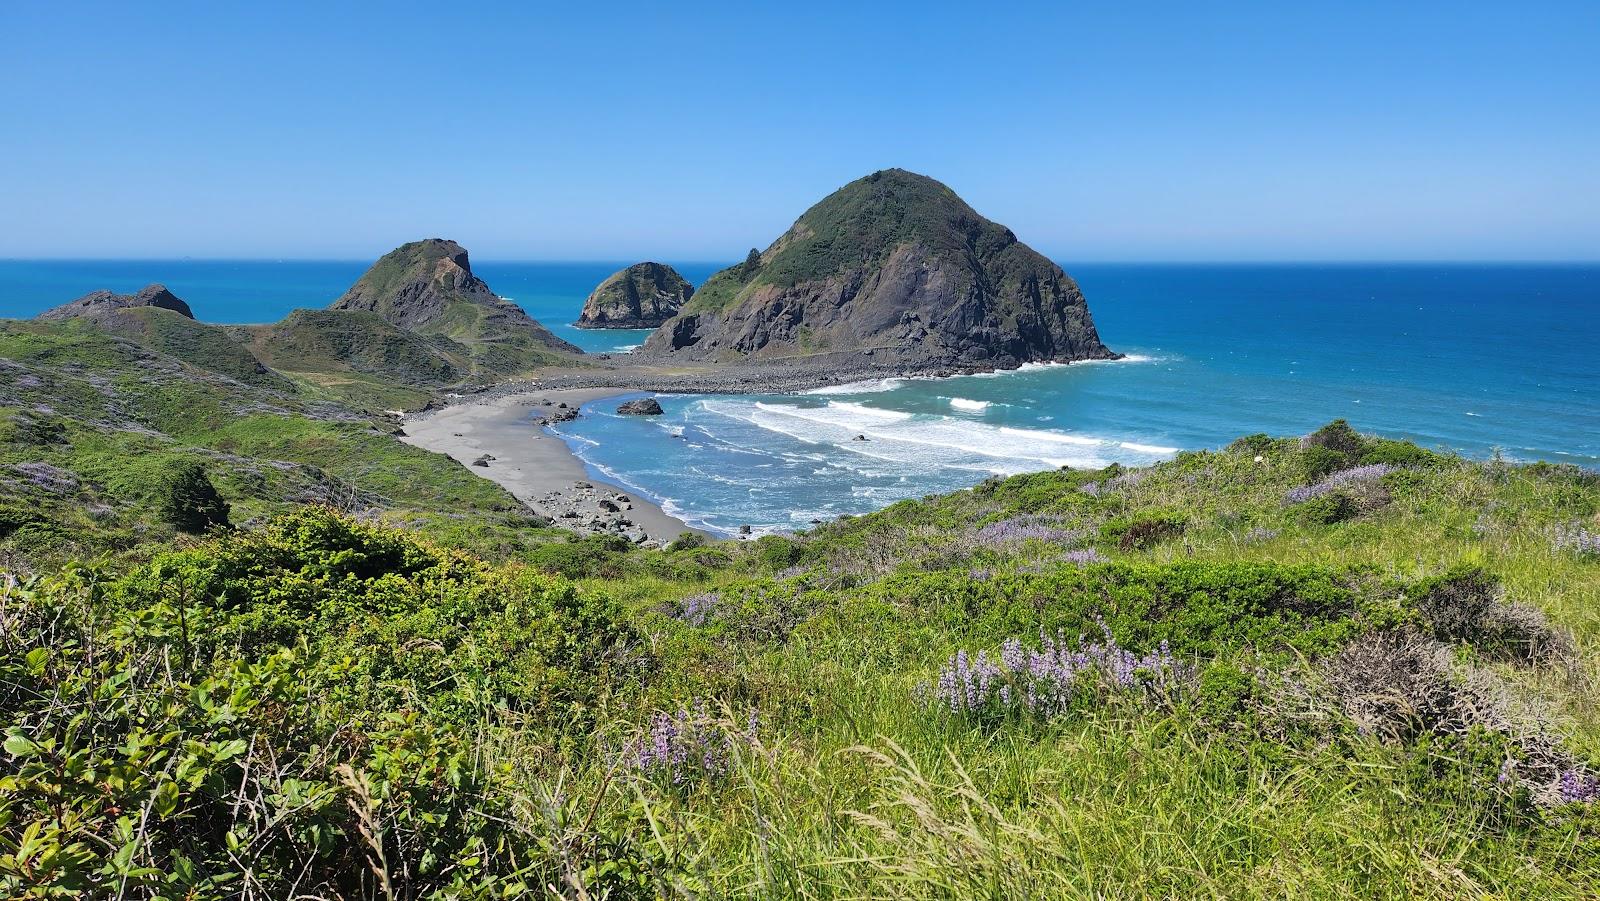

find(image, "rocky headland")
[38,284,196,320]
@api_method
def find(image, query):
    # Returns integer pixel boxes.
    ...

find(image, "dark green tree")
[158,462,231,533]
[737,247,762,280]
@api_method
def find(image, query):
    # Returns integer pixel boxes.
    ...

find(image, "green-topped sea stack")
[638,169,1117,372]
[329,238,582,377]
[575,262,693,329]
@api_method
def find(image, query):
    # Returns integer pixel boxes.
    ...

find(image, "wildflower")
[1556,769,1600,804]
[670,592,721,626]
[973,517,1083,546]
[627,701,759,788]
[1285,464,1395,505]
[924,623,1191,720]
[1553,523,1600,558]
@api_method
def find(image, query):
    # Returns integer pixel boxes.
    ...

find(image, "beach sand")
[400,388,699,543]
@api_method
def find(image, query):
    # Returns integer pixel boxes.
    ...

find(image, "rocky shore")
[399,388,700,545]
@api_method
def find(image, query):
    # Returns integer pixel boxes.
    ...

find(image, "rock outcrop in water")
[637,169,1116,373]
[330,239,582,376]
[576,262,693,329]
[38,284,195,321]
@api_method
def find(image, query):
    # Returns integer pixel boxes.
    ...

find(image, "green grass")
[4,420,1598,897]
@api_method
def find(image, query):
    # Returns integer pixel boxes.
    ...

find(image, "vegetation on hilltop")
[645,170,1112,368]
[0,321,559,574]
[4,420,1598,898]
[330,238,585,380]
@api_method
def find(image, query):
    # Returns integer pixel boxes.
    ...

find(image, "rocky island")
[575,261,694,329]
[635,168,1117,375]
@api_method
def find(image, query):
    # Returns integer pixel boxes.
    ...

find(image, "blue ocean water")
[2,261,1596,534]
[556,264,1600,534]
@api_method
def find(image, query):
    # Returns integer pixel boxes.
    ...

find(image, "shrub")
[1099,512,1186,550]
[156,461,230,533]
[1291,492,1360,525]
[1409,567,1575,664]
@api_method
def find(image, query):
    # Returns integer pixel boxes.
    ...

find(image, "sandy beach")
[400,387,700,543]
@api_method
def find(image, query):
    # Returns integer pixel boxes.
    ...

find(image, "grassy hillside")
[3,420,1597,898]
[0,321,560,573]
[234,309,474,411]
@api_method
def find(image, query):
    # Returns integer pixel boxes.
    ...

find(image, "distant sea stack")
[330,239,582,370]
[38,284,195,321]
[638,169,1116,372]
[575,262,694,329]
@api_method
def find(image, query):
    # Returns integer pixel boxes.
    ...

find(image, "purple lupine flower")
[1553,524,1600,558]
[923,624,1191,720]
[973,517,1084,546]
[1080,481,1102,497]
[1497,758,1515,785]
[628,701,759,788]
[1060,549,1107,566]
[670,592,722,626]
[1285,464,1396,505]
[1557,769,1600,803]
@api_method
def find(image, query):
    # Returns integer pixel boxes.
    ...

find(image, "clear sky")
[3,1,1596,261]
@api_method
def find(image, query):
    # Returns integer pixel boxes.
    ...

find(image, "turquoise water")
[3,261,1596,534]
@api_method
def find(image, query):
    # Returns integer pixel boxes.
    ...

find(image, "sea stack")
[329,238,581,373]
[576,262,694,329]
[37,284,195,321]
[637,169,1117,373]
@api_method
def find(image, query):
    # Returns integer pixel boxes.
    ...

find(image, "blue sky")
[3,1,1596,261]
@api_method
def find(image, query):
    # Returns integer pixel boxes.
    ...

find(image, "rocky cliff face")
[38,284,195,321]
[330,239,581,374]
[638,170,1115,372]
[575,262,693,329]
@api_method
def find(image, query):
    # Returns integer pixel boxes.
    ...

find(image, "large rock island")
[636,169,1117,374]
[575,262,694,329]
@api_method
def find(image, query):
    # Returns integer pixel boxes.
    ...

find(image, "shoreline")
[400,388,702,545]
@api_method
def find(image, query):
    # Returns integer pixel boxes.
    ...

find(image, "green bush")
[156,462,231,533]
[1291,492,1360,525]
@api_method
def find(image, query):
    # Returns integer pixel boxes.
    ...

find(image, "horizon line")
[4,257,1599,267]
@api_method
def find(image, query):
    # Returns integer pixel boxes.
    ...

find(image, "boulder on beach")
[617,398,664,415]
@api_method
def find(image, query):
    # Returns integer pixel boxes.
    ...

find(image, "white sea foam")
[804,377,906,395]
[1120,441,1180,454]
[948,397,991,412]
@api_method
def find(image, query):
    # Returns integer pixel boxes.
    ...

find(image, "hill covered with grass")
[0,320,560,574]
[4,420,1597,898]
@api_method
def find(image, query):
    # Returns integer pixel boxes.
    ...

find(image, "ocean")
[3,261,1596,535]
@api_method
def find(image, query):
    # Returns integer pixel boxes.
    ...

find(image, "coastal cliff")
[637,169,1117,373]
[575,262,693,329]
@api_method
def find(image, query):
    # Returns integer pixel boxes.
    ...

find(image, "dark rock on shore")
[636,169,1116,373]
[38,284,195,321]
[576,262,694,329]
[617,398,664,415]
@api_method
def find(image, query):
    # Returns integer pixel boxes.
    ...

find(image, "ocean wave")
[1120,441,1180,454]
[948,397,991,412]
[804,377,907,395]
